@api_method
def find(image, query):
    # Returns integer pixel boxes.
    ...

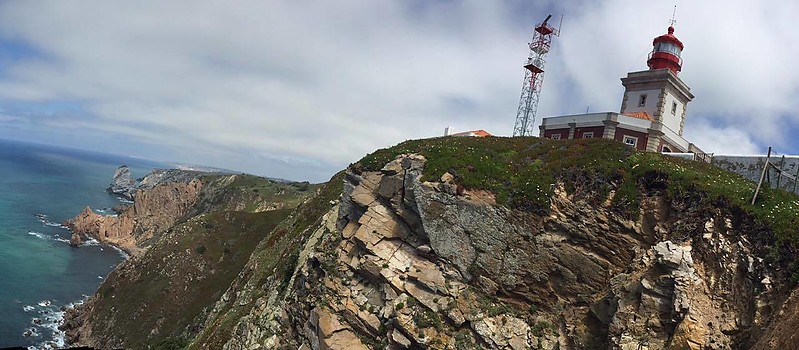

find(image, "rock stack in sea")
[106,165,137,201]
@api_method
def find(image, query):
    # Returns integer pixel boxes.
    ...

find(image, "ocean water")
[0,138,165,348]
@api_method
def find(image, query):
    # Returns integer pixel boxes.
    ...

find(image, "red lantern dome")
[647,26,683,74]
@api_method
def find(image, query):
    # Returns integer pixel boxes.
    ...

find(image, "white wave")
[35,213,67,229]
[27,231,48,240]
[22,327,39,338]
[109,245,131,259]
[23,305,35,312]
[43,222,66,228]
[28,296,91,350]
[80,238,100,247]
[116,197,134,204]
[52,236,71,244]
[29,232,74,246]
[37,300,51,307]
[38,309,66,349]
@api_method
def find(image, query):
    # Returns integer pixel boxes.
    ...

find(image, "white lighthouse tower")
[620,24,694,150]
[538,19,704,157]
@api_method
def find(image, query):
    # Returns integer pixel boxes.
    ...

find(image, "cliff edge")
[61,170,319,349]
[63,137,799,349]
[192,137,799,349]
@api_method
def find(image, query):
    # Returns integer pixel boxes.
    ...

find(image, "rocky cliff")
[107,165,137,200]
[61,169,319,348]
[67,169,204,254]
[66,170,312,255]
[190,140,799,349]
[63,137,799,349]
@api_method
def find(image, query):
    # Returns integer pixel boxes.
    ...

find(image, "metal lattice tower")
[513,15,560,137]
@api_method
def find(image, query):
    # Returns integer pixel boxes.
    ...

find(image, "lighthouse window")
[638,94,647,107]
[655,42,681,57]
[623,136,638,147]
[671,102,678,115]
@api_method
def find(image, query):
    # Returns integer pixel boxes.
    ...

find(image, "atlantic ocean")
[0,138,164,348]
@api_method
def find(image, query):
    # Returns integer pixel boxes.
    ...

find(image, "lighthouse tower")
[538,19,704,158]
[620,25,694,148]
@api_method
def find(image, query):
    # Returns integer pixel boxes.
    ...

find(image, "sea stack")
[106,165,137,200]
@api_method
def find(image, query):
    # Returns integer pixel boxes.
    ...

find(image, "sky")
[0,0,797,182]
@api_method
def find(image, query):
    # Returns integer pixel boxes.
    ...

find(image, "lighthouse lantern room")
[647,26,684,74]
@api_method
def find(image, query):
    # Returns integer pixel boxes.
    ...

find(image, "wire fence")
[751,147,799,204]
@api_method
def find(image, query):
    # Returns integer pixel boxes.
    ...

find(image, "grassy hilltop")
[73,136,799,349]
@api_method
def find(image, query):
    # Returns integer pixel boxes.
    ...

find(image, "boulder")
[106,165,137,200]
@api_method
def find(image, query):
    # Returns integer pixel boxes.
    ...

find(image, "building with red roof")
[449,129,492,137]
[539,25,704,155]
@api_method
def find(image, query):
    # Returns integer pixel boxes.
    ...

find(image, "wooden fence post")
[777,155,786,188]
[794,166,799,194]
[752,147,772,205]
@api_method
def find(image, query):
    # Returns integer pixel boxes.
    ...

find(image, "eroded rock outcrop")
[67,175,203,254]
[61,170,318,349]
[106,165,137,200]
[195,153,789,349]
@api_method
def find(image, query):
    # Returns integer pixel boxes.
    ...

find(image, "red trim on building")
[622,111,654,121]
[543,128,568,140]
[615,127,649,151]
[574,126,604,139]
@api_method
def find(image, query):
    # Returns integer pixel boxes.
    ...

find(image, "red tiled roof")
[450,129,492,137]
[622,111,654,121]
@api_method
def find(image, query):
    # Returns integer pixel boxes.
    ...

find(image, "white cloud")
[549,0,799,147]
[0,113,21,122]
[684,119,760,155]
[0,0,797,181]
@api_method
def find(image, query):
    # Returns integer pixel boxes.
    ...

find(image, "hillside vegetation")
[67,136,799,349]
[62,173,320,349]
[362,136,799,247]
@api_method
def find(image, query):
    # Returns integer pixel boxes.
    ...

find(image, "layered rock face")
[106,165,137,200]
[65,169,291,255]
[67,174,203,254]
[201,154,788,349]
[61,170,318,349]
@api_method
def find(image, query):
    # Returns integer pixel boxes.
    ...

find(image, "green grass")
[357,136,799,248]
[81,172,320,349]
[193,174,321,214]
[360,136,631,213]
[189,171,345,349]
[87,209,293,349]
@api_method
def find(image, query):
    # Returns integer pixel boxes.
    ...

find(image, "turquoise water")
[0,138,165,348]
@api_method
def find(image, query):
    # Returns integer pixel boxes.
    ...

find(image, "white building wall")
[661,92,685,135]
[622,89,660,117]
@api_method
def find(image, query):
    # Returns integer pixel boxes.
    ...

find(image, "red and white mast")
[513,14,560,137]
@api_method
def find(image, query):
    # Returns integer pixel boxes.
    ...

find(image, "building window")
[662,145,672,152]
[623,136,638,147]
[582,132,594,139]
[671,102,678,115]
[638,94,647,107]
[551,134,561,140]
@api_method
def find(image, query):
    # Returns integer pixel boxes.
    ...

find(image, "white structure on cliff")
[539,24,704,156]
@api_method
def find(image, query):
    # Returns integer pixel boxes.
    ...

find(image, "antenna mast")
[513,14,560,137]
[670,5,677,26]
